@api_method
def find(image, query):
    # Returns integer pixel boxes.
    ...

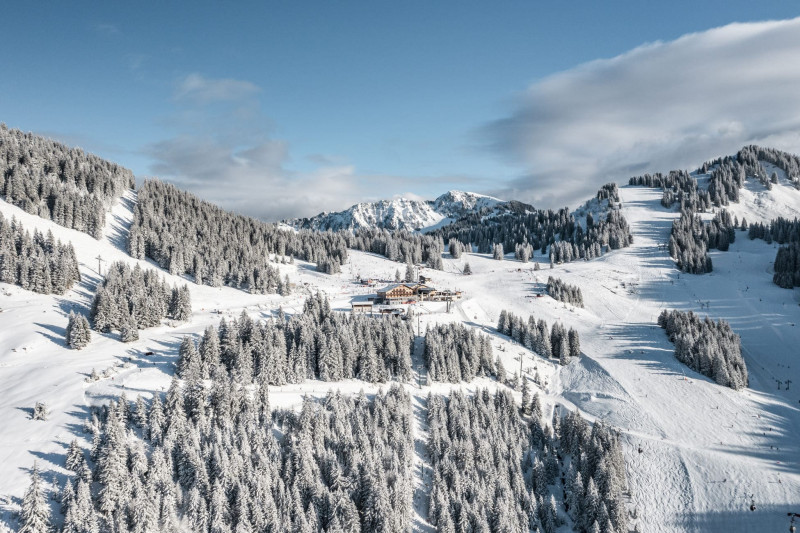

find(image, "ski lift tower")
[96,254,105,276]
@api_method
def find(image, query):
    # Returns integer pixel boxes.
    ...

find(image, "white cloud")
[485,17,800,208]
[175,73,261,104]
[149,72,505,221]
[145,73,373,221]
[145,134,367,222]
[95,23,121,36]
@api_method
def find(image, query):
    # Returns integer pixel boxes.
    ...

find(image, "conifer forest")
[4,47,800,533]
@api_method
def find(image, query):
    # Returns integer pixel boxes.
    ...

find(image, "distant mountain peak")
[288,190,503,232]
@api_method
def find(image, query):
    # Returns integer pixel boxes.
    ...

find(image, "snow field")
[2,177,800,531]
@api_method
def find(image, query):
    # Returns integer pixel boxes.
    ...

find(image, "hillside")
[1,137,800,532]
[288,190,503,232]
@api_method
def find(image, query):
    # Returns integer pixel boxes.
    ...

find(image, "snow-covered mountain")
[288,190,503,232]
[5,134,800,533]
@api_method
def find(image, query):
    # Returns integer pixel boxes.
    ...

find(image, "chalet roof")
[377,283,404,293]
[377,283,415,293]
[377,282,433,294]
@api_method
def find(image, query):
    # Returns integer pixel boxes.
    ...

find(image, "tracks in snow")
[102,189,136,257]
[410,335,435,532]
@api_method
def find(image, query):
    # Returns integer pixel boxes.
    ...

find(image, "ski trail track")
[559,186,800,532]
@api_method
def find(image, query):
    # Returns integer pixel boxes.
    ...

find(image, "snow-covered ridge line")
[286,190,503,232]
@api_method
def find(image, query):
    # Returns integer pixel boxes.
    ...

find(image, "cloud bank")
[146,73,367,221]
[148,74,496,222]
[486,17,800,209]
[175,73,261,105]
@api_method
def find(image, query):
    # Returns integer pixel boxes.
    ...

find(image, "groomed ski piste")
[1,174,800,532]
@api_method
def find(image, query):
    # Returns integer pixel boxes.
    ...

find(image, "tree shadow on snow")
[675,503,800,533]
[603,322,693,379]
[33,322,67,347]
[55,269,103,317]
[603,324,800,477]
[119,335,187,376]
[15,406,35,419]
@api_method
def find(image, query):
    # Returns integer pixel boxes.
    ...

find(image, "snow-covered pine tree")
[448,240,462,258]
[32,402,48,421]
[19,462,52,533]
[493,243,504,260]
[119,306,138,343]
[405,261,415,283]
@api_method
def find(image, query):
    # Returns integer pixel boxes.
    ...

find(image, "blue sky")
[2,1,800,220]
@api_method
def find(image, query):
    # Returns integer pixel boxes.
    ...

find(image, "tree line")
[669,207,800,285]
[733,145,800,187]
[668,210,736,274]
[0,124,134,239]
[498,310,580,366]
[546,276,584,307]
[424,323,495,382]
[89,262,192,342]
[130,180,450,295]
[0,212,80,295]
[773,242,800,289]
[427,389,629,533]
[176,293,414,387]
[629,169,713,212]
[129,180,300,294]
[658,309,748,390]
[31,378,413,533]
[346,227,445,270]
[431,185,633,265]
[630,145,800,275]
[745,217,800,289]
[631,145,800,212]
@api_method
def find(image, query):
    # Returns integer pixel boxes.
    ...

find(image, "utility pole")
[788,512,800,532]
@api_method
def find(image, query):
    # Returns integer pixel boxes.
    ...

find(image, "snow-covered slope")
[288,190,502,232]
[4,152,800,532]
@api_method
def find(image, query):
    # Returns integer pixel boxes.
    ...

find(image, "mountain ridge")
[286,189,504,232]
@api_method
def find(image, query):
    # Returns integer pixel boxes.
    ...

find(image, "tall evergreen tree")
[19,462,52,533]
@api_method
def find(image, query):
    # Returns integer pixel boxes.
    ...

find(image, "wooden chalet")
[375,282,462,303]
[427,289,463,302]
[351,302,374,314]
[377,283,419,302]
